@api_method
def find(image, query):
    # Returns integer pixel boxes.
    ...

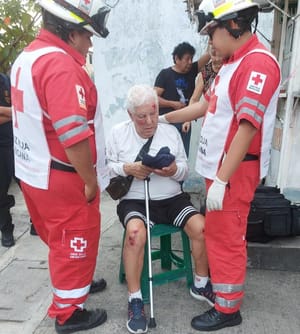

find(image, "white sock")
[128,290,142,302]
[194,274,209,288]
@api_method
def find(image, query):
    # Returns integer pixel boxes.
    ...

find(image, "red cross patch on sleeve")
[76,85,87,110]
[246,71,266,95]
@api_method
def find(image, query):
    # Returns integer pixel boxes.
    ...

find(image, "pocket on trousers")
[61,225,99,261]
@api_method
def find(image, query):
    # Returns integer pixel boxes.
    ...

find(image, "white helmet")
[38,0,110,37]
[195,0,259,35]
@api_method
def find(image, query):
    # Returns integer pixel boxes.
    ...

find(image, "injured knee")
[128,229,138,246]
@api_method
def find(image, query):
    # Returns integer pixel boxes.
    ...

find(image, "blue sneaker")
[127,298,148,333]
[190,280,215,306]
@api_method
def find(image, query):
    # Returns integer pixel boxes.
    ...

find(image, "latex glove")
[206,176,227,211]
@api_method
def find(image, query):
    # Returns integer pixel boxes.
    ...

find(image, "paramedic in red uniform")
[160,0,281,331]
[10,1,111,333]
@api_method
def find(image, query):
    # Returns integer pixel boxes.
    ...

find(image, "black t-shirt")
[154,62,198,115]
[0,73,13,147]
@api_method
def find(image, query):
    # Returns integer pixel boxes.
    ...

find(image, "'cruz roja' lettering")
[14,136,30,161]
[14,136,30,151]
[15,148,30,161]
[199,146,206,156]
[199,135,208,146]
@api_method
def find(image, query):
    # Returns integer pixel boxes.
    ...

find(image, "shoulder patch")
[75,85,87,110]
[246,71,266,95]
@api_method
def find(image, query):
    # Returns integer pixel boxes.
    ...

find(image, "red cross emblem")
[247,71,267,95]
[78,87,85,100]
[70,237,87,253]
[206,75,220,116]
[11,67,24,128]
[251,73,263,85]
[84,0,91,4]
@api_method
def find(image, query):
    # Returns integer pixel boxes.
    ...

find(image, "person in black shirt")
[154,42,209,156]
[0,73,15,247]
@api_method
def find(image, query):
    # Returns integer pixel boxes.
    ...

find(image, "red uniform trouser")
[205,160,259,314]
[21,169,101,324]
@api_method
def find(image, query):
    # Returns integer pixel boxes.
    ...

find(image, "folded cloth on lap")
[142,146,175,169]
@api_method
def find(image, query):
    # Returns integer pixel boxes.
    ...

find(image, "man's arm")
[0,106,12,125]
[65,139,98,202]
[162,97,208,123]
[154,87,185,110]
[189,73,205,105]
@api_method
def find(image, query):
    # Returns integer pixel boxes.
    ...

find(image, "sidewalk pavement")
[0,181,300,334]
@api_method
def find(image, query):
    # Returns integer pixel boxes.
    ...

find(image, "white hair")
[126,84,158,114]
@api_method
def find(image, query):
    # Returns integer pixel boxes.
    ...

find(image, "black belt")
[243,154,259,161]
[50,160,76,173]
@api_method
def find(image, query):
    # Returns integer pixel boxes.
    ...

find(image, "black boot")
[55,308,107,334]
[1,223,15,248]
[7,194,15,209]
[89,278,107,294]
[30,223,38,236]
[191,307,242,331]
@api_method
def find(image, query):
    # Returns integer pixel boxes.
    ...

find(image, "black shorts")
[117,192,199,229]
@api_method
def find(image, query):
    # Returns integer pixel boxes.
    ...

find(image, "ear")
[228,19,239,29]
[68,30,77,44]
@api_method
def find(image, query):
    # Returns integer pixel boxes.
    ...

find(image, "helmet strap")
[222,14,258,39]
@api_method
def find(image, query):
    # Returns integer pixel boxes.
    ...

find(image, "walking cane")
[144,177,157,328]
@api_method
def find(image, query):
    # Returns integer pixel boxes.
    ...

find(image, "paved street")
[0,181,300,334]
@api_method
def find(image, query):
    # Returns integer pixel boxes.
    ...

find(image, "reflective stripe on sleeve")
[235,97,266,114]
[58,123,89,143]
[53,115,87,131]
[236,107,262,124]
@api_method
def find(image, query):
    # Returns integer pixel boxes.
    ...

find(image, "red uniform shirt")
[224,35,280,155]
[27,29,97,164]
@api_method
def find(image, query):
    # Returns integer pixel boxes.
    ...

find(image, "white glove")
[158,115,169,124]
[206,176,227,211]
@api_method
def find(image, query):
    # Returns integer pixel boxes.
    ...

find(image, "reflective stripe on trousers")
[213,283,244,309]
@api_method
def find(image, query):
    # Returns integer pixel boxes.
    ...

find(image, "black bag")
[247,187,292,242]
[291,205,300,236]
[106,137,153,200]
[255,185,280,194]
[105,175,134,200]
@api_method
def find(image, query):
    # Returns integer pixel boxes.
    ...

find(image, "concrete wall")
[93,1,273,195]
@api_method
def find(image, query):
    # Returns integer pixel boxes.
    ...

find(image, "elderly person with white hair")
[106,84,212,334]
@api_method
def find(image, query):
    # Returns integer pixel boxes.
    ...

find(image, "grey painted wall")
[93,0,273,195]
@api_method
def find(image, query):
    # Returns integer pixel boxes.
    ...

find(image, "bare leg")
[123,218,147,293]
[184,214,208,277]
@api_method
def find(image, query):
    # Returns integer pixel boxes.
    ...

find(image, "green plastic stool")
[119,224,193,304]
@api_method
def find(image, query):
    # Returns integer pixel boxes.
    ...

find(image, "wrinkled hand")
[125,161,153,180]
[182,121,191,133]
[206,177,227,211]
[153,160,177,177]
